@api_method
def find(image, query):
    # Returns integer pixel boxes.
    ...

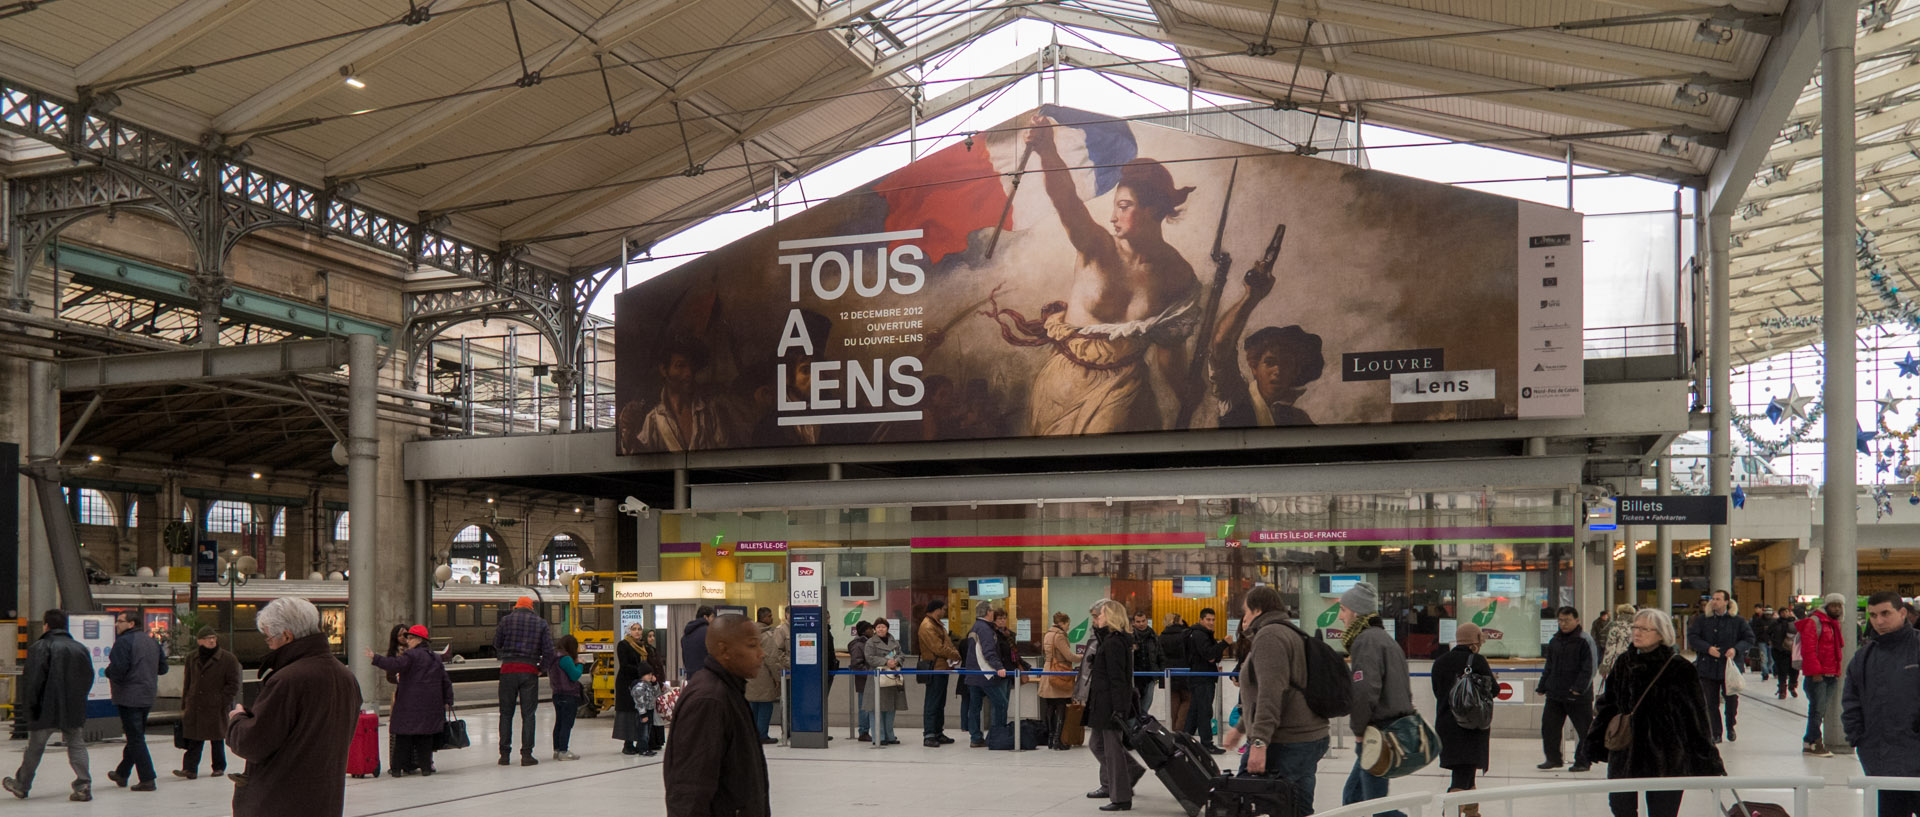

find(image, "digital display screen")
[1173,576,1217,598]
[1321,574,1364,596]
[969,578,1009,599]
[1485,574,1523,594]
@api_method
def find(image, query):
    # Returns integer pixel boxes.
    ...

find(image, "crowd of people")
[16,584,1920,817]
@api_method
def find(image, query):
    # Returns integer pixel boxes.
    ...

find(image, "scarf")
[625,635,646,663]
[1340,613,1380,651]
[197,645,218,661]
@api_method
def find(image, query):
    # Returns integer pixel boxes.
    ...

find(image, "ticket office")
[659,489,1576,661]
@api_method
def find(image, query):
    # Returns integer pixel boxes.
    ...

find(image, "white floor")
[0,689,1881,816]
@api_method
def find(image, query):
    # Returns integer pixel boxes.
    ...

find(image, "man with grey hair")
[961,602,1009,747]
[227,598,360,817]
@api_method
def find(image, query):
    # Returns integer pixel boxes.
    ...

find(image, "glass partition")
[661,486,1576,660]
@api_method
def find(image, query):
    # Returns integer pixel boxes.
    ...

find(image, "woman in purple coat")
[366,625,453,776]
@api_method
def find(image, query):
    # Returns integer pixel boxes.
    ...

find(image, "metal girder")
[210,0,495,134]
[1704,0,1818,215]
[1186,0,1747,79]
[504,6,1021,241]
[75,0,262,86]
[0,75,580,328]
[57,337,349,390]
[324,0,692,177]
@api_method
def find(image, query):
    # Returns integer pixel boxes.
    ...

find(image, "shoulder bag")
[1603,654,1674,752]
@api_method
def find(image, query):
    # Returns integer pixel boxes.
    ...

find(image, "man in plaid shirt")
[493,598,555,765]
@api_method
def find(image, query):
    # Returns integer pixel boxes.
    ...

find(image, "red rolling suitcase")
[347,711,381,778]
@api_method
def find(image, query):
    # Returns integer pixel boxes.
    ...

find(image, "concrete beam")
[57,337,348,390]
[690,456,1585,510]
[1706,0,1820,215]
[403,380,1691,480]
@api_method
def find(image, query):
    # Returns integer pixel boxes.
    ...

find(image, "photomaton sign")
[614,106,1583,454]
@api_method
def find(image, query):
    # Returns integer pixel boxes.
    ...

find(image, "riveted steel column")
[1819,0,1858,755]
[347,334,379,698]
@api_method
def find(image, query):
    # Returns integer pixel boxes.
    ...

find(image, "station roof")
[0,1,1799,270]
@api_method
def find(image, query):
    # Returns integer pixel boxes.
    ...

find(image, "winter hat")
[1824,592,1847,608]
[1339,581,1380,616]
[407,624,430,639]
[194,625,217,639]
[926,599,946,615]
[516,596,534,608]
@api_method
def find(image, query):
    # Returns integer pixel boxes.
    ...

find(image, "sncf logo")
[797,566,816,576]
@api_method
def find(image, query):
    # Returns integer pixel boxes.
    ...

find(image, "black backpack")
[1273,621,1351,720]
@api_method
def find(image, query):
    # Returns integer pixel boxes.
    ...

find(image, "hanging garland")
[1731,403,1825,460]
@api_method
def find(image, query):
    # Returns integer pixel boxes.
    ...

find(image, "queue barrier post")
[847,671,859,740]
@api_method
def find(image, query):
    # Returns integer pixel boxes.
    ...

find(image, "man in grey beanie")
[1337,581,1411,817]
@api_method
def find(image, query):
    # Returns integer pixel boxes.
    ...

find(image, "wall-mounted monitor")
[1173,576,1217,598]
[1320,574,1364,596]
[839,577,879,601]
[1484,574,1524,594]
[968,577,1009,599]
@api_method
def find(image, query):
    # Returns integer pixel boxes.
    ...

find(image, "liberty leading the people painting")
[613,105,1581,454]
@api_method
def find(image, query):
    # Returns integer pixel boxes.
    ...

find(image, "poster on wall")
[1460,572,1547,659]
[1299,572,1376,655]
[613,106,1584,454]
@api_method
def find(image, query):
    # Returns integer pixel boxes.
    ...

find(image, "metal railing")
[1852,776,1920,815]
[1313,775,1825,817]
[1582,322,1688,360]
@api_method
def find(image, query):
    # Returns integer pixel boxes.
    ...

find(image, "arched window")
[271,508,286,537]
[126,499,138,529]
[206,500,253,534]
[76,489,115,526]
[333,512,351,541]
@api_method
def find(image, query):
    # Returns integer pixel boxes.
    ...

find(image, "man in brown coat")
[174,626,241,779]
[665,614,770,817]
[227,598,361,817]
[918,600,963,747]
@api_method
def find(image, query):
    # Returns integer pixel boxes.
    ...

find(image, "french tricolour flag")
[876,105,1139,265]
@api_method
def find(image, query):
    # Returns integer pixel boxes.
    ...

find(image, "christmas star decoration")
[1860,425,1880,455]
[1777,385,1814,421]
[1878,390,1907,414]
[1765,401,1784,424]
[1899,353,1920,378]
[1731,485,1746,509]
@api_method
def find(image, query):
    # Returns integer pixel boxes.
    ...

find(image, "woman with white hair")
[1583,608,1723,817]
[1083,599,1143,811]
[226,598,361,817]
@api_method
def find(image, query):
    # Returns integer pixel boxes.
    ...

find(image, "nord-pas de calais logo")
[1529,234,1573,248]
[1389,369,1495,403]
[1342,348,1444,382]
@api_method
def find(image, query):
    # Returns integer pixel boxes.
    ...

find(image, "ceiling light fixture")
[1656,135,1682,156]
[340,65,365,89]
[88,454,102,463]
[1694,19,1732,45]
[332,181,362,201]
[251,471,262,479]
[87,91,122,116]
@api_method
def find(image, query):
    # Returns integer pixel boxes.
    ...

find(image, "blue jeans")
[1185,679,1218,743]
[1343,756,1405,817]
[1804,676,1836,744]
[923,673,950,738]
[1267,737,1328,813]
[876,710,897,743]
[750,701,774,740]
[552,694,580,752]
[981,681,1009,733]
[962,684,983,741]
[857,687,872,735]
[114,706,155,783]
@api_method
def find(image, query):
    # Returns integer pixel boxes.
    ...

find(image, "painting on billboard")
[614,105,1582,454]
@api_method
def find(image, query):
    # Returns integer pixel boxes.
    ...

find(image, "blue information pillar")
[787,560,828,748]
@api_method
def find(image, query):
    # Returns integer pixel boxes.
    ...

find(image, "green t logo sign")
[1067,618,1089,643]
[1472,600,1499,627]
[843,603,867,628]
[1316,605,1341,629]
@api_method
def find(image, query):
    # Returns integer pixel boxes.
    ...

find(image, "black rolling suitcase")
[1125,715,1220,817]
[1207,774,1305,817]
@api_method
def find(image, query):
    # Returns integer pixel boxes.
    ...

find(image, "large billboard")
[614,105,1582,454]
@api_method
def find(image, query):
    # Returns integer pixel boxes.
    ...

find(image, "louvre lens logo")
[1342,348,1444,382]
[1528,234,1573,248]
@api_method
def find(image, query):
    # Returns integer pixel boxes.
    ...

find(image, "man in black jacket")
[1158,615,1190,731]
[1749,606,1776,682]
[665,614,769,817]
[679,606,715,681]
[1129,612,1163,714]
[1686,589,1755,743]
[4,610,94,801]
[1537,606,1595,773]
[1183,608,1229,754]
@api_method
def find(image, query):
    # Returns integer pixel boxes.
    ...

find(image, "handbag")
[1723,653,1746,694]
[173,723,188,750]
[1723,789,1792,817]
[1359,712,1440,779]
[1604,655,1675,752]
[435,713,471,750]
[915,657,935,684]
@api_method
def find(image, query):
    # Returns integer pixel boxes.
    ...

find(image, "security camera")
[618,496,651,518]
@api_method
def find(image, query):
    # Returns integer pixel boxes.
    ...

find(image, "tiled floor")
[0,687,1883,816]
